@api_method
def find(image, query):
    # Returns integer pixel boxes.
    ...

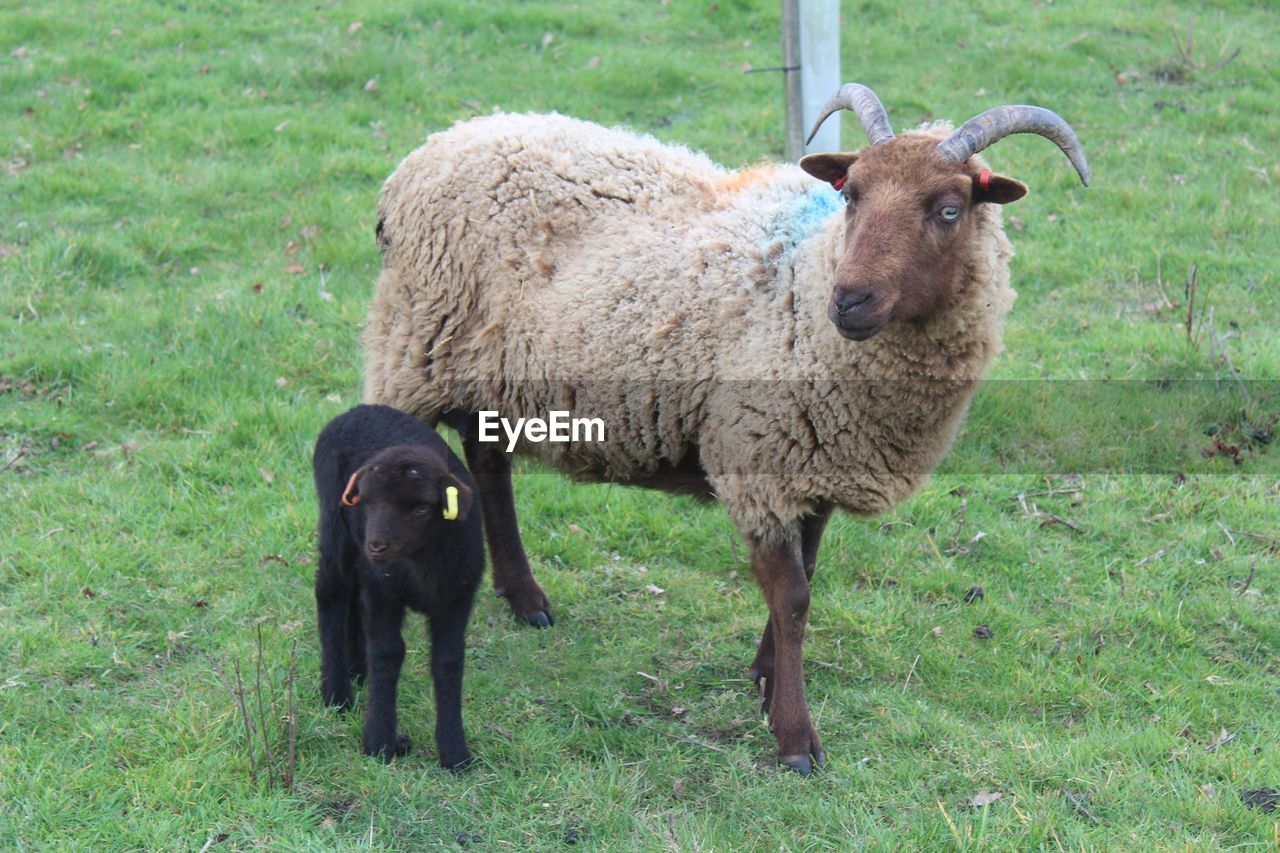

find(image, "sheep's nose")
[367,541,388,556]
[834,288,873,316]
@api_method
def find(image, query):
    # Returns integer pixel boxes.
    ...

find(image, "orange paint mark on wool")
[719,166,780,194]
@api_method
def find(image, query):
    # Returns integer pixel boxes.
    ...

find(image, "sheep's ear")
[971,170,1028,205]
[341,468,365,507]
[800,153,857,188]
[438,473,473,523]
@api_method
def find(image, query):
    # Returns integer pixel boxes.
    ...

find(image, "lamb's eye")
[414,504,431,515]
[939,206,961,222]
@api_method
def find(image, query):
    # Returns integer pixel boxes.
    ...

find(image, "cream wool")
[364,113,1014,541]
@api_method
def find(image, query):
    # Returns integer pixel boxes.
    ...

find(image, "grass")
[2,0,1277,848]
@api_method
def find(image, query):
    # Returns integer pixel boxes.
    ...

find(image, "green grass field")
[2,0,1277,848]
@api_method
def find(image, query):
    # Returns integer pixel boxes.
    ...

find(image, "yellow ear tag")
[443,486,459,521]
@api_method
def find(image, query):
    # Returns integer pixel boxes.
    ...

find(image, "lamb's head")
[340,445,474,564]
[799,83,1089,341]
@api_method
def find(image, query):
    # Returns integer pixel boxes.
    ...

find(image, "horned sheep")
[362,84,1090,774]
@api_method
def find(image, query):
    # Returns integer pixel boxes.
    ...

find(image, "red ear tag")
[832,177,846,191]
[978,169,992,191]
[340,471,361,507]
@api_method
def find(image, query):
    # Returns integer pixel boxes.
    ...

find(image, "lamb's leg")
[750,531,825,776]
[360,592,411,761]
[462,429,554,628]
[427,598,475,771]
[749,507,831,713]
[346,593,366,685]
[316,538,357,709]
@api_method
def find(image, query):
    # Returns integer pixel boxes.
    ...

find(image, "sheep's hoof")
[525,609,554,629]
[395,733,412,756]
[778,751,825,776]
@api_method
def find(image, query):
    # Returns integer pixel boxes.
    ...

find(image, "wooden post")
[782,0,840,161]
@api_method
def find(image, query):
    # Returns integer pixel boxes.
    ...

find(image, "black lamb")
[312,404,483,768]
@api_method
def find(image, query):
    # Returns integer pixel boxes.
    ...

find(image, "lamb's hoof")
[441,752,473,775]
[322,688,354,711]
[526,609,554,629]
[395,733,412,756]
[778,751,825,776]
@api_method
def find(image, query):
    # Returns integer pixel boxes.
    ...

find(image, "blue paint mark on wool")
[763,184,841,262]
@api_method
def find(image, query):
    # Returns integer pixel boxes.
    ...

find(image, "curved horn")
[804,83,895,148]
[936,104,1091,186]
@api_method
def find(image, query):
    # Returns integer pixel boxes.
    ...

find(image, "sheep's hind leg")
[316,534,358,709]
[749,522,827,776]
[748,507,830,716]
[462,426,555,628]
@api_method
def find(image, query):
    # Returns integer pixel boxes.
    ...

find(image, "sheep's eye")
[414,504,431,515]
[939,206,961,222]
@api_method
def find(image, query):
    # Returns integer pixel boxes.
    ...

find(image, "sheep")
[313,404,482,769]
[362,83,1089,774]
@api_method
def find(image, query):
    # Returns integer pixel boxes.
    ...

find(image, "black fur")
[313,404,484,769]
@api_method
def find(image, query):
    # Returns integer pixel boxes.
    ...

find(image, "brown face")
[801,135,1027,341]
[341,445,474,564]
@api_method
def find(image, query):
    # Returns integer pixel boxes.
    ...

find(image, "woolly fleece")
[363,113,1016,541]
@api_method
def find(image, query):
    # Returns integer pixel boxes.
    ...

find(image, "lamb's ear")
[971,169,1028,205]
[800,153,858,188]
[341,468,366,507]
[438,473,474,523]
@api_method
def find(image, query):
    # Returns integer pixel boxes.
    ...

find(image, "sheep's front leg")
[427,598,476,771]
[751,532,825,776]
[361,592,411,761]
[462,429,554,628]
[749,507,830,714]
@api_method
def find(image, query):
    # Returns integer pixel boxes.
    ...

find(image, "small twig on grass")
[924,531,945,563]
[1229,529,1280,552]
[211,629,297,790]
[1005,487,1082,501]
[1216,521,1236,547]
[1153,253,1175,309]
[1135,549,1166,567]
[1015,494,1086,535]
[211,658,260,785]
[1064,791,1101,824]
[1184,263,1199,347]
[255,626,278,781]
[1211,46,1242,71]
[1205,729,1236,752]
[902,654,920,693]
[628,715,729,754]
[286,637,298,791]
[949,498,967,550]
[0,448,27,474]
[1237,562,1256,597]
[636,671,668,693]
[1039,513,1084,534]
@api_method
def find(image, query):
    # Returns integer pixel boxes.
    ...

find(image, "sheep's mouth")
[832,318,885,341]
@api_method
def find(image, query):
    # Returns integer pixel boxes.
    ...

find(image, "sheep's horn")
[936,105,1091,186]
[805,83,895,148]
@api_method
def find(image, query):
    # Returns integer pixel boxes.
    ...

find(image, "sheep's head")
[799,84,1089,341]
[341,445,474,564]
